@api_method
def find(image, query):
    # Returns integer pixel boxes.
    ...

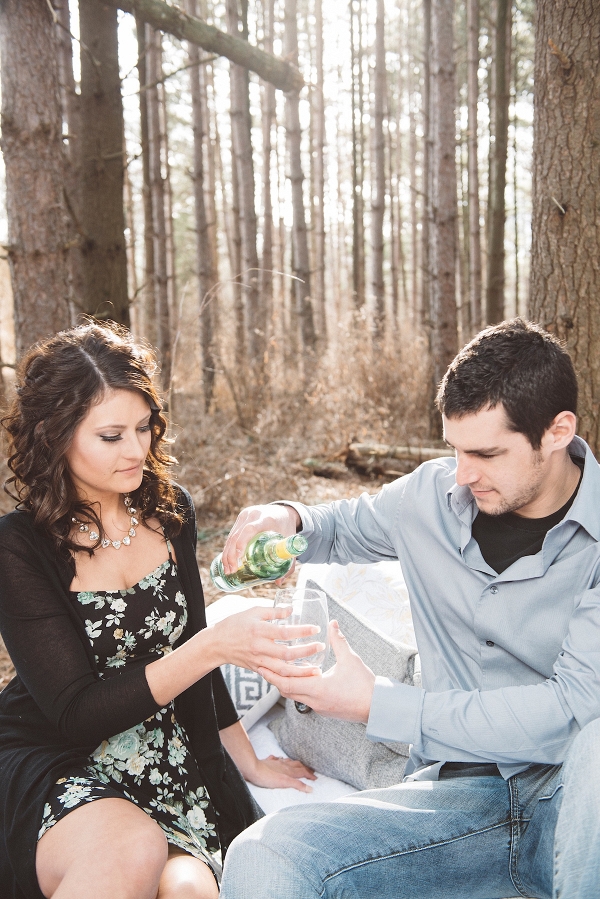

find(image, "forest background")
[0,0,599,687]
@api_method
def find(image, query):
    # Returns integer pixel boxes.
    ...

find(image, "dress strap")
[165,537,174,561]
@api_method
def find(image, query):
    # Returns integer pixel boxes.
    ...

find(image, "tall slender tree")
[420,0,433,329]
[350,0,365,310]
[467,0,482,332]
[0,0,70,354]
[370,0,386,341]
[486,0,512,324]
[146,27,171,386]
[260,0,276,351]
[430,0,458,411]
[311,0,326,342]
[136,14,157,344]
[187,0,217,409]
[284,0,316,357]
[78,0,129,324]
[226,0,263,378]
[55,0,85,309]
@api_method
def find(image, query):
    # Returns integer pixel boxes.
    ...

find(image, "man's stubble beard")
[476,450,545,517]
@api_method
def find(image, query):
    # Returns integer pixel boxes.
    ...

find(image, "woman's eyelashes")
[100,425,152,442]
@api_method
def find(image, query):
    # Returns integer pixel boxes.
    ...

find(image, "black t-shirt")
[471,457,584,574]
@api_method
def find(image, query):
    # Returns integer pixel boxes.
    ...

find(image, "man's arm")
[221,478,409,574]
[263,581,600,770]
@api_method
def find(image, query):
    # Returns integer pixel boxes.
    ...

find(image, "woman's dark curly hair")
[2,321,185,557]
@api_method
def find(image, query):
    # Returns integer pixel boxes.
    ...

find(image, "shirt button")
[490,585,498,594]
[486,640,495,647]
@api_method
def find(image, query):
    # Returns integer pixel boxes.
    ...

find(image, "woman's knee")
[36,799,169,898]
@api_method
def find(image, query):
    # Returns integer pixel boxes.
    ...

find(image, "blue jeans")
[221,719,600,898]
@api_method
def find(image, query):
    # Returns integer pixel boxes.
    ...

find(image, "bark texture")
[136,15,157,343]
[79,0,129,324]
[467,0,482,333]
[0,0,70,355]
[430,0,458,396]
[370,0,386,340]
[187,0,216,410]
[147,27,171,386]
[486,0,512,325]
[227,0,262,374]
[311,0,326,341]
[530,0,600,453]
[284,0,316,355]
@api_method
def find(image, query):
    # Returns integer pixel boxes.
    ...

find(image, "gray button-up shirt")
[289,436,600,779]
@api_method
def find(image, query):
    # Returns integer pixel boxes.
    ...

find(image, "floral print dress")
[37,543,222,877]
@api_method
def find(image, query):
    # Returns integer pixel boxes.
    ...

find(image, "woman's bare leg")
[36,798,168,899]
[157,846,219,899]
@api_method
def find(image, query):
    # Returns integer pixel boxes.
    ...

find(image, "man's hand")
[221,504,301,574]
[258,620,376,724]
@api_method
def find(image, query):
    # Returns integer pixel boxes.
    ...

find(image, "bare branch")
[106,0,304,92]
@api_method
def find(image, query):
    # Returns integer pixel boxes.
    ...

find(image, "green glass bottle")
[209,530,308,593]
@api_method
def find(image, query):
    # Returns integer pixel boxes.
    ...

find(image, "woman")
[0,323,319,899]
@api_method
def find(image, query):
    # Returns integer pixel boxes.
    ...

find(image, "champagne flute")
[274,587,329,713]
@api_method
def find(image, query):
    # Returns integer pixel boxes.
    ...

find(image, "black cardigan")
[0,487,262,899]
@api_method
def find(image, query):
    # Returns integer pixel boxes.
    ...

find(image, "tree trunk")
[530,0,600,453]
[260,0,276,353]
[311,0,326,343]
[370,0,386,341]
[159,73,177,346]
[227,0,263,377]
[55,0,84,313]
[486,0,512,325]
[350,0,365,310]
[420,0,432,330]
[284,0,316,356]
[79,0,129,325]
[107,0,303,92]
[147,27,171,386]
[187,0,216,410]
[136,14,157,344]
[0,0,70,355]
[467,0,482,332]
[408,81,419,321]
[199,52,220,299]
[430,0,458,405]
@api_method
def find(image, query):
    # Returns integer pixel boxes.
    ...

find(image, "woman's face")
[65,388,153,502]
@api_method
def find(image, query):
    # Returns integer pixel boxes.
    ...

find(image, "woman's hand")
[221,504,301,574]
[210,604,324,676]
[259,620,376,724]
[219,721,316,793]
[246,756,317,793]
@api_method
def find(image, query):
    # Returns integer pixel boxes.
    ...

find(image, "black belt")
[439,761,501,778]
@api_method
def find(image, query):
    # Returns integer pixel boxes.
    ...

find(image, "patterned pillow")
[268,580,418,790]
[220,663,279,729]
[296,560,416,648]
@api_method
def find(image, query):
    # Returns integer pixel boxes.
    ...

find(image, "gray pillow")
[268,579,418,790]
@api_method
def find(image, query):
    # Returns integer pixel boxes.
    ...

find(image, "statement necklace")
[72,494,139,550]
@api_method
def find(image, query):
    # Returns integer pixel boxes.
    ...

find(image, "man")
[219,319,600,899]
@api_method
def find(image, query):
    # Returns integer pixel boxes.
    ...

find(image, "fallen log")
[301,459,351,480]
[345,442,453,482]
[348,443,453,463]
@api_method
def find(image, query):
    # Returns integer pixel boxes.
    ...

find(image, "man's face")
[442,405,553,518]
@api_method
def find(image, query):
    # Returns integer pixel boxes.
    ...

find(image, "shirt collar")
[445,435,600,542]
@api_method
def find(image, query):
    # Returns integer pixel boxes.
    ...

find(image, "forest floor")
[0,388,391,690]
